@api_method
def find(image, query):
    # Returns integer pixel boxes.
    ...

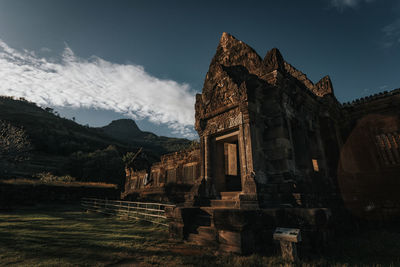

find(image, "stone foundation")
[166,206,332,255]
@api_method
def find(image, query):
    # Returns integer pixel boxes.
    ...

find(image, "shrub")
[35,172,76,183]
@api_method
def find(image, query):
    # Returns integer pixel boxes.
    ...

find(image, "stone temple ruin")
[123,33,400,254]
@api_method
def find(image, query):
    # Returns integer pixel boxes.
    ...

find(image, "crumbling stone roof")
[283,61,315,91]
[341,88,400,107]
[204,32,335,100]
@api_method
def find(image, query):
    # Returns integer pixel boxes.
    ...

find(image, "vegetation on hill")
[98,118,193,155]
[0,96,192,185]
[0,120,32,163]
[66,145,125,186]
[0,96,122,156]
[0,177,117,188]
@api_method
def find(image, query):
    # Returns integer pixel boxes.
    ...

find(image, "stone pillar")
[240,122,257,195]
[204,135,215,197]
[204,135,211,181]
[238,124,247,182]
[243,122,254,177]
[238,116,258,209]
[200,135,205,180]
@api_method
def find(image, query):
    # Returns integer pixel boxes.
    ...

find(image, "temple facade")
[123,33,400,253]
[192,33,343,209]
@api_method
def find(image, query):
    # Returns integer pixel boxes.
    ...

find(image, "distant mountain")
[101,119,144,139]
[98,119,192,155]
[0,96,192,182]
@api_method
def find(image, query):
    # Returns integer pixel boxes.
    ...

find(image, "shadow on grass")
[1,204,400,266]
[0,204,174,266]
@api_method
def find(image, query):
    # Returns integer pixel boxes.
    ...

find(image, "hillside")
[0,96,191,183]
[99,119,192,154]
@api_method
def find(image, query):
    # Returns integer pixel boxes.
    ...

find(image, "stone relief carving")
[203,108,242,135]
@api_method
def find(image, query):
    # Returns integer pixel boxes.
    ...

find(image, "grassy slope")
[0,97,128,178]
[0,97,123,154]
[0,97,191,180]
[0,205,400,266]
[98,119,193,155]
[0,97,191,157]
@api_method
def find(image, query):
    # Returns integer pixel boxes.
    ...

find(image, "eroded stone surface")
[123,32,400,255]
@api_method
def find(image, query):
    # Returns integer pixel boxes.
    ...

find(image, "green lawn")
[0,204,399,266]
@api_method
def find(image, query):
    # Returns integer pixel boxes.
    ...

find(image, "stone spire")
[196,33,265,129]
[210,32,263,76]
[263,48,285,73]
[314,75,334,97]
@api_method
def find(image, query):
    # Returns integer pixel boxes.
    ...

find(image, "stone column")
[204,135,211,181]
[238,118,258,209]
[203,135,215,197]
[240,121,257,194]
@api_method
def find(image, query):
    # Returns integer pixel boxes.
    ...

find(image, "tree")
[0,120,32,162]
[66,145,125,185]
[45,107,54,113]
[122,148,152,172]
[122,147,143,167]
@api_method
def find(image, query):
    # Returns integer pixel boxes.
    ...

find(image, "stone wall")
[167,206,333,255]
[122,148,200,203]
[249,62,341,208]
[338,92,400,221]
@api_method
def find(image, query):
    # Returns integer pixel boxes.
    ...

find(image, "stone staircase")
[187,226,218,246]
[185,192,258,246]
[186,207,218,246]
[210,191,241,208]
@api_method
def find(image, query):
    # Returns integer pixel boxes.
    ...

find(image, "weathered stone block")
[169,222,185,239]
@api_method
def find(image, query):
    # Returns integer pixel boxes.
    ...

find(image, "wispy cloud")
[329,0,374,11]
[382,18,400,48]
[40,47,52,53]
[0,40,196,138]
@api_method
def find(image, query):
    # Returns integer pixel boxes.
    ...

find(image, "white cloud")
[0,40,197,138]
[330,0,374,10]
[40,47,52,53]
[382,19,400,48]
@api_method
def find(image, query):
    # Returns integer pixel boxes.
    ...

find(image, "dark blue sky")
[0,0,399,138]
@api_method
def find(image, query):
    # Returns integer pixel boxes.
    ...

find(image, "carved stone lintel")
[202,107,242,136]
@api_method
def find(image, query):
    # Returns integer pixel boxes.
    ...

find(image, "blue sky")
[0,0,399,138]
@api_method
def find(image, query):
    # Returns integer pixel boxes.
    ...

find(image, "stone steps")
[210,199,239,208]
[220,191,240,200]
[187,226,218,246]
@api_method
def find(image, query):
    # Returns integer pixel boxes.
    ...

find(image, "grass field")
[0,204,400,266]
[0,178,117,188]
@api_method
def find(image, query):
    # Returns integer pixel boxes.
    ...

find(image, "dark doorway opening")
[212,131,242,193]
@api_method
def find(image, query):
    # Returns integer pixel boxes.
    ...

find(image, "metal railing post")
[82,198,173,227]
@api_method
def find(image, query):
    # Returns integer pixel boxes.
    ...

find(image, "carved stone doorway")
[212,130,242,194]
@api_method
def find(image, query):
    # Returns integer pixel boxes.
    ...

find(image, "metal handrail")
[82,197,176,207]
[80,197,175,227]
